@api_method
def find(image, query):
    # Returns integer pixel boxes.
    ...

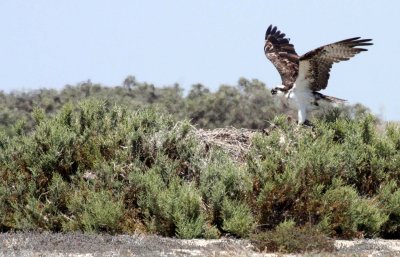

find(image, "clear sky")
[1,1,399,120]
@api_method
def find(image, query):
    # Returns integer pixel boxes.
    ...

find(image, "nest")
[194,127,261,162]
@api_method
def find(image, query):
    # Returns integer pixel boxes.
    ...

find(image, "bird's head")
[271,85,286,96]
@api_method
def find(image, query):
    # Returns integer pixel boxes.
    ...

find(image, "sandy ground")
[0,232,399,257]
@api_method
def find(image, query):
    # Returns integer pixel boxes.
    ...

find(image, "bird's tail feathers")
[314,92,347,107]
[321,95,347,106]
[322,95,347,104]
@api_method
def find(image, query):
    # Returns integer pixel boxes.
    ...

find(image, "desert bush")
[221,198,254,237]
[0,96,399,250]
[130,170,205,238]
[199,150,252,228]
[251,220,335,253]
[319,179,387,237]
[1,77,368,131]
[64,190,123,233]
[377,180,400,238]
[248,114,396,239]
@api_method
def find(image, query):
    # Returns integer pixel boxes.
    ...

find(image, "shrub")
[132,171,205,238]
[248,115,393,238]
[319,179,387,237]
[221,199,254,237]
[64,190,123,233]
[0,97,399,247]
[199,150,252,229]
[251,220,335,253]
[378,180,400,237]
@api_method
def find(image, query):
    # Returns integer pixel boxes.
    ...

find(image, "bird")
[264,25,373,125]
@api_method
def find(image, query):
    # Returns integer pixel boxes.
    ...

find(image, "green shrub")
[200,150,252,228]
[203,224,220,239]
[378,180,400,237]
[169,181,205,239]
[221,199,254,237]
[248,115,395,237]
[251,220,335,253]
[319,179,387,237]
[64,190,123,233]
[132,170,205,238]
[0,97,399,245]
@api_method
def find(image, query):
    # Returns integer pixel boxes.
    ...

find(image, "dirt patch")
[0,232,399,257]
[0,232,255,257]
[334,239,400,256]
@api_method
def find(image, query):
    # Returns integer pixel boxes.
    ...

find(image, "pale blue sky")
[1,1,399,120]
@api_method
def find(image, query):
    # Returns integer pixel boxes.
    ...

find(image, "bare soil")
[0,232,399,257]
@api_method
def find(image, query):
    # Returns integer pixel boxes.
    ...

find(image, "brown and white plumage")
[298,37,373,91]
[264,25,372,124]
[264,25,299,90]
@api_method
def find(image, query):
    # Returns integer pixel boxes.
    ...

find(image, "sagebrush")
[0,98,399,253]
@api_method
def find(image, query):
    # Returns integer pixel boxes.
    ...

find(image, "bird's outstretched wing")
[298,37,373,91]
[264,25,299,90]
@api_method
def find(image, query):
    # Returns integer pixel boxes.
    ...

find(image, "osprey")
[264,25,372,125]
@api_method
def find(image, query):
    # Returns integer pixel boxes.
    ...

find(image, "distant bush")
[0,95,399,252]
[0,76,370,133]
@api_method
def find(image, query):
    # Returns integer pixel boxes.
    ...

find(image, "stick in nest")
[193,127,259,162]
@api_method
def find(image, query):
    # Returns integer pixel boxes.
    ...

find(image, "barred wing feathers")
[264,25,299,90]
[298,37,373,91]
